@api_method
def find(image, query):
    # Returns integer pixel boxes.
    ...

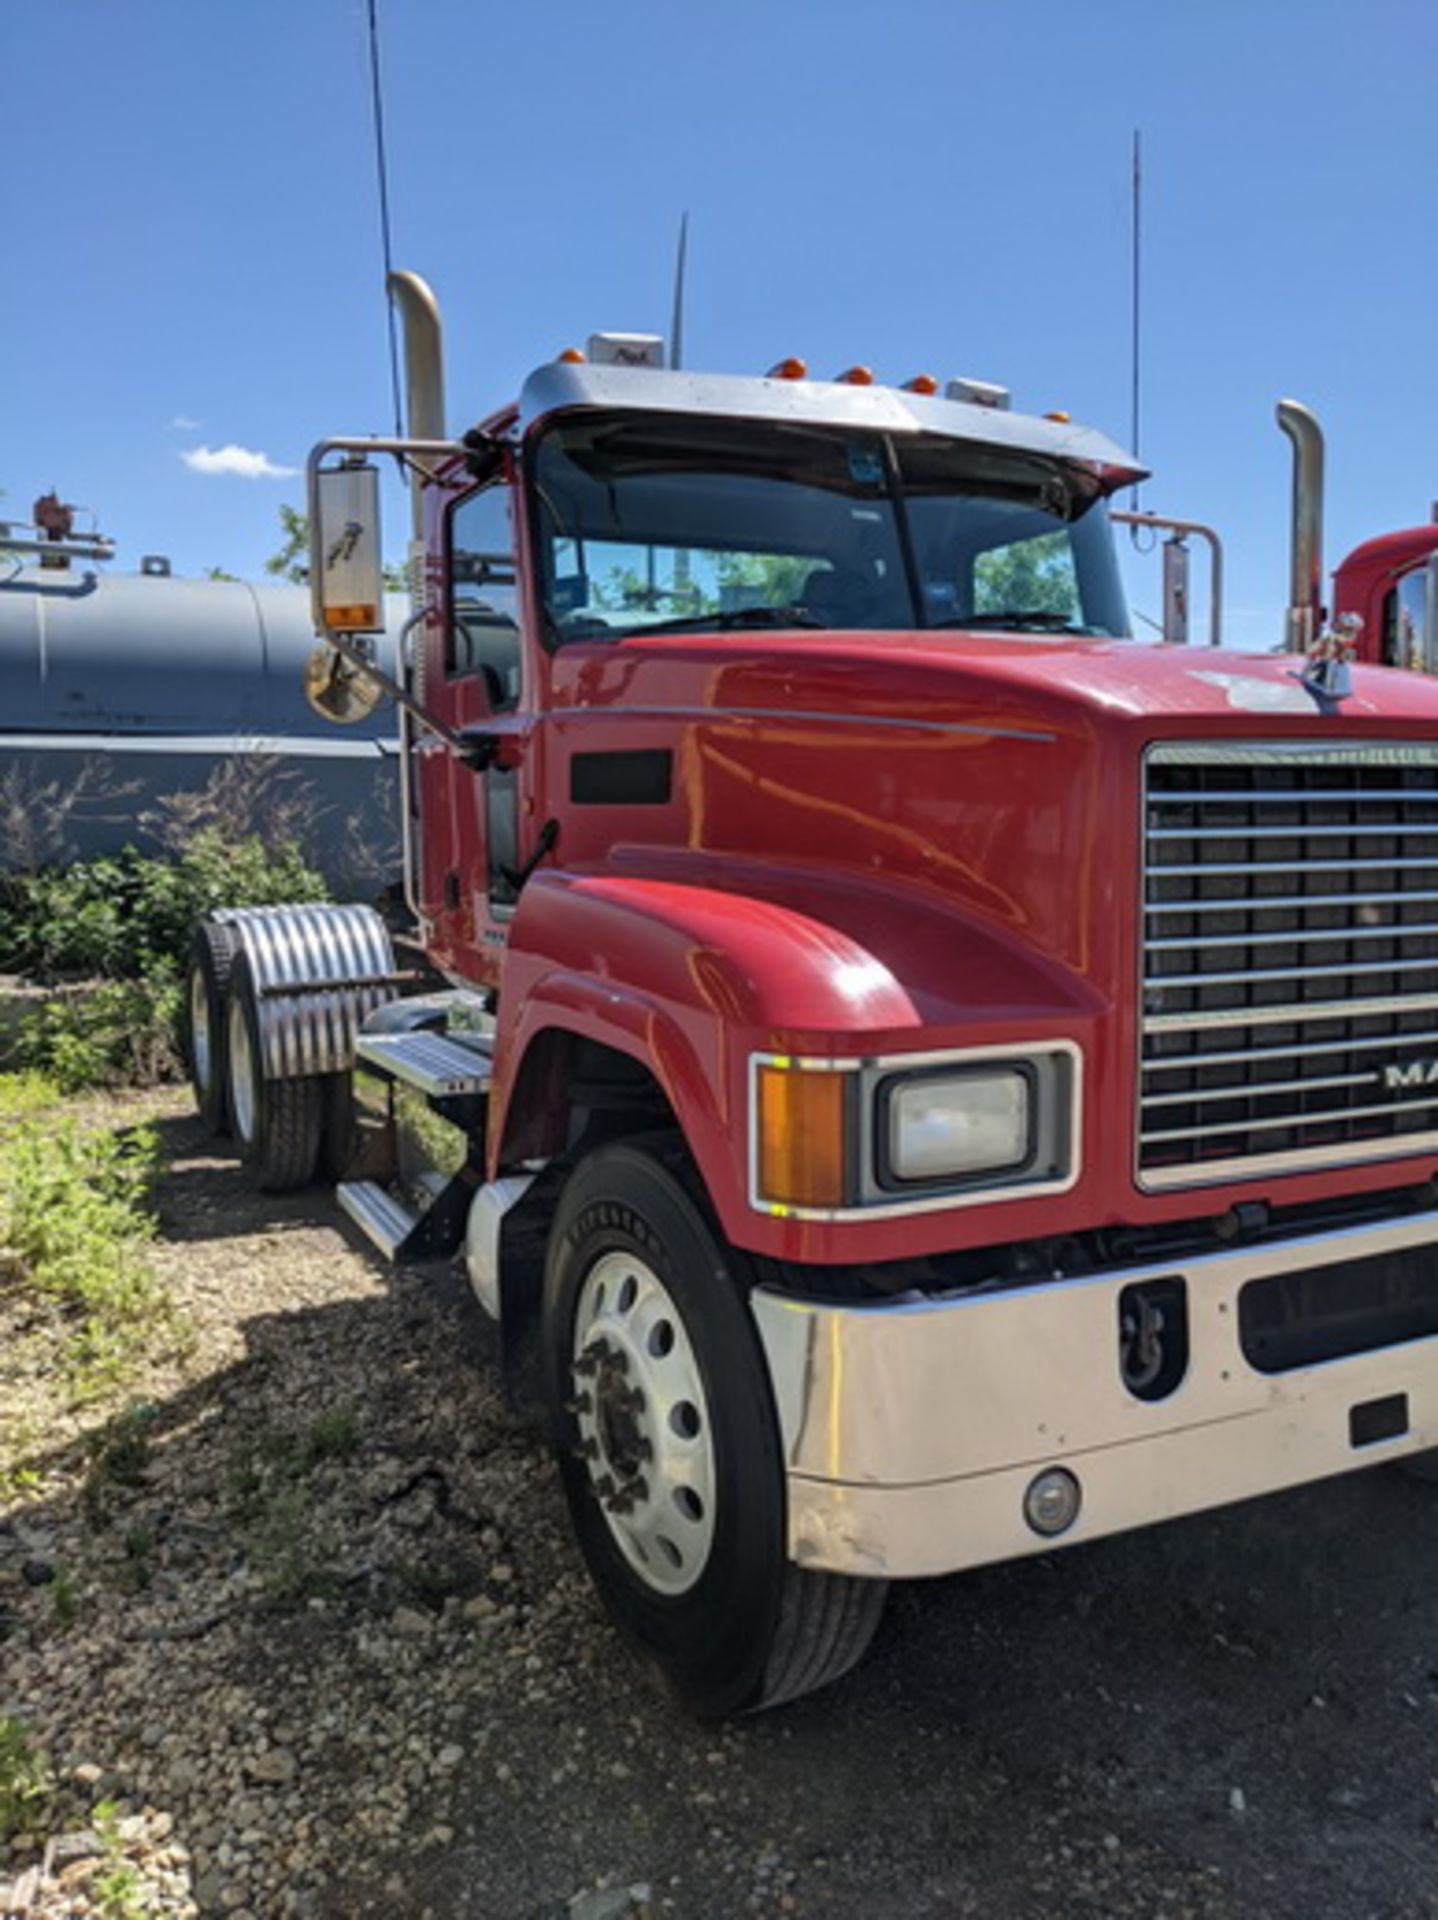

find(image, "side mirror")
[309,461,386,636]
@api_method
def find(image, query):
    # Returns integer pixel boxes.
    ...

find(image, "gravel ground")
[3,1089,1437,1919]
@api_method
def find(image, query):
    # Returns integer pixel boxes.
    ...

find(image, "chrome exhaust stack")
[1277,399,1325,654]
[387,270,448,553]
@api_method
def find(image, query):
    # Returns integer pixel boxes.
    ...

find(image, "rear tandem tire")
[542,1139,887,1719]
[224,951,324,1192]
[184,920,239,1134]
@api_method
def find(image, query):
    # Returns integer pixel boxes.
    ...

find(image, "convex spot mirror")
[310,463,385,636]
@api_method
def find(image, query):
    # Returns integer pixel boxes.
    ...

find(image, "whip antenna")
[365,0,404,437]
[670,211,689,371]
[1129,129,1143,515]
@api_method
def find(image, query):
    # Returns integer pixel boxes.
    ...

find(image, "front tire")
[224,951,324,1192]
[543,1140,886,1718]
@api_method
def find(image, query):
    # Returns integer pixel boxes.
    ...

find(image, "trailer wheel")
[184,920,239,1133]
[224,952,323,1192]
[543,1140,887,1718]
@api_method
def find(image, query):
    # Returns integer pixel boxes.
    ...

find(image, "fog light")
[1023,1467,1081,1538]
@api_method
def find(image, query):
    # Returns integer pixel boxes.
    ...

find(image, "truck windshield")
[530,411,1129,642]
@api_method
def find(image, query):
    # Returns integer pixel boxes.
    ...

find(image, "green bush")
[17,968,184,1093]
[1,828,329,1091]
[0,828,329,982]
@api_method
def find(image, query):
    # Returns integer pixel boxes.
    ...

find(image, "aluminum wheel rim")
[571,1250,716,1597]
[228,996,256,1144]
[189,967,212,1093]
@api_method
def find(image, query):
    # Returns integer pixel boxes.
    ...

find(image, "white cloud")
[182,443,297,480]
[169,414,201,431]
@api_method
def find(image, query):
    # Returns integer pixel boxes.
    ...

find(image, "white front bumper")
[750,1208,1438,1579]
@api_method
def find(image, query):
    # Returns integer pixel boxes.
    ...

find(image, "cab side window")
[449,483,521,709]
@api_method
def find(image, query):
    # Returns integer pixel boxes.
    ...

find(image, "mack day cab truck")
[181,273,1438,1718]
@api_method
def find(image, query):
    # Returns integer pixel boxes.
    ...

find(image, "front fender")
[490,867,1102,1258]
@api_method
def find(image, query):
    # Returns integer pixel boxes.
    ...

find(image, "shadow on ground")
[3,1113,1437,1918]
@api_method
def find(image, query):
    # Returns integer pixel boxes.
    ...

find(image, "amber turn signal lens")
[767,356,808,380]
[903,373,939,395]
[558,347,587,364]
[756,1065,849,1209]
[322,603,378,630]
[836,365,875,386]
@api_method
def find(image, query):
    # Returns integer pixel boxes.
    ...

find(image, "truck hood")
[638,628,1438,735]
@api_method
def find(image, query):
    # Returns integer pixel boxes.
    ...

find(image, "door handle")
[456,726,523,773]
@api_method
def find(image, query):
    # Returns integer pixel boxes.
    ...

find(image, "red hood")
[637,629,1438,734]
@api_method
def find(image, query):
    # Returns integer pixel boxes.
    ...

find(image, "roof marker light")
[558,347,587,364]
[767,356,808,380]
[836,365,875,386]
[1045,409,1071,423]
[903,374,939,395]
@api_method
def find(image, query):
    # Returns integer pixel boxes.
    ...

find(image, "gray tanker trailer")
[0,555,403,889]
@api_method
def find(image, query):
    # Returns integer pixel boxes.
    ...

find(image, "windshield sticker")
[847,447,884,488]
[1190,670,1318,715]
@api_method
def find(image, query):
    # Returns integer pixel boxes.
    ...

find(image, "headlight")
[885,1067,1034,1183]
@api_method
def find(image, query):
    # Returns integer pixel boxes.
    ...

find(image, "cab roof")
[514,361,1147,489]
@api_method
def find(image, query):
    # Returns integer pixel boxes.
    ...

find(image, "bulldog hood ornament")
[1296,612,1362,715]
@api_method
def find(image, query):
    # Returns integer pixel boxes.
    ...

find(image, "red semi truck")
[184,278,1438,1716]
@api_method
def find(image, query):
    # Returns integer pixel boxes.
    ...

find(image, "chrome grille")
[1140,742,1438,1188]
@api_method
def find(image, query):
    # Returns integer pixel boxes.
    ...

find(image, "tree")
[973,532,1076,618]
[265,504,310,585]
[265,505,406,592]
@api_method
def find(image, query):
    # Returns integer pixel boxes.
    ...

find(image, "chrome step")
[336,1180,419,1259]
[354,1030,492,1096]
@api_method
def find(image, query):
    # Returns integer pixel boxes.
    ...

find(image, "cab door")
[416,468,528,985]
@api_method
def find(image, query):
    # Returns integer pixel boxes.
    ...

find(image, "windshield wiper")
[928,609,1101,634]
[622,604,827,638]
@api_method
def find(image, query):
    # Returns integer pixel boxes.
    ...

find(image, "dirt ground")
[3,1089,1437,1919]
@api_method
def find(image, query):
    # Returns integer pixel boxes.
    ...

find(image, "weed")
[50,1565,79,1627]
[301,1402,360,1466]
[81,1405,156,1523]
[0,1715,52,1843]
[223,1404,359,1601]
[121,1525,154,1592]
[89,1800,149,1920]
[0,1070,61,1119]
[0,1118,173,1392]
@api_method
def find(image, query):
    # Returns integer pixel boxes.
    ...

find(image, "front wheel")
[543,1140,887,1718]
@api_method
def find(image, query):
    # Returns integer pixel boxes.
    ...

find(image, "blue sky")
[6,0,1436,650]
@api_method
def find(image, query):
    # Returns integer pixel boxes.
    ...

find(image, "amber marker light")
[323,604,378,630]
[903,374,939,395]
[756,1062,850,1210]
[836,365,875,386]
[558,347,587,364]
[767,356,809,380]
[1044,409,1071,422]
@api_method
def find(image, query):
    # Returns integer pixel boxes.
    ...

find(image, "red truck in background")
[1334,520,1438,671]
[183,277,1438,1718]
